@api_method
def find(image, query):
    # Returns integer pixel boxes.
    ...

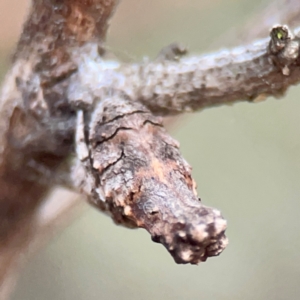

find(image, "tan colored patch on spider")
[124,205,132,216]
[192,179,198,196]
[165,160,195,191]
[150,157,168,184]
[133,155,172,190]
[253,93,267,103]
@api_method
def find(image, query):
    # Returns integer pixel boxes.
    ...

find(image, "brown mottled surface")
[2,0,300,292]
[74,95,227,264]
[0,0,118,290]
[15,0,118,59]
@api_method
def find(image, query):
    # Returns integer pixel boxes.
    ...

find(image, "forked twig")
[1,0,300,297]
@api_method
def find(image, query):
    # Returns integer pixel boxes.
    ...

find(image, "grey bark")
[1,0,300,296]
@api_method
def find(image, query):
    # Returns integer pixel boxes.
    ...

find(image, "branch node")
[269,24,300,75]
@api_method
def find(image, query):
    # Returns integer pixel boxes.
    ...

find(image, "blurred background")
[1,0,300,299]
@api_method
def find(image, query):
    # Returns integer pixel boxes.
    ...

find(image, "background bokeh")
[1,0,300,299]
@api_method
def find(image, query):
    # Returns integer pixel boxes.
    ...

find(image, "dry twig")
[1,0,300,297]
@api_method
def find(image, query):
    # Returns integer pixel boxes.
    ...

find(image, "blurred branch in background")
[0,0,119,297]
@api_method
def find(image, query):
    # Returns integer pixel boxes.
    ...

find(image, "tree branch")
[76,25,300,116]
[2,0,300,295]
[0,0,118,293]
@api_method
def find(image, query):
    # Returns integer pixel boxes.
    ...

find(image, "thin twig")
[74,26,300,116]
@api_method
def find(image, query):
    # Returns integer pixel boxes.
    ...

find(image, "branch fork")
[2,4,300,294]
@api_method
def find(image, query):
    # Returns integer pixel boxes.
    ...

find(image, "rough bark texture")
[0,0,118,295]
[1,0,300,297]
[0,0,119,234]
[75,25,300,116]
[72,95,227,264]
